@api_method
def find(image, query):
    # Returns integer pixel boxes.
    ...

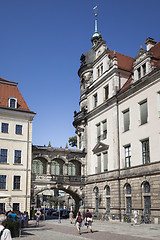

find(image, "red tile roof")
[0,78,30,111]
[110,50,134,72]
[119,41,160,92]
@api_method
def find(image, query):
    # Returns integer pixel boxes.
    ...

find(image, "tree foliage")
[68,136,77,147]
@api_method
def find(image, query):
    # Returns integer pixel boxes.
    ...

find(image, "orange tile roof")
[0,78,30,111]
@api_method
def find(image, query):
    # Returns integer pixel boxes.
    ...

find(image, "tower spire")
[91,5,100,47]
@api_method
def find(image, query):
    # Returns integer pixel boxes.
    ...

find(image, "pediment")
[92,142,109,154]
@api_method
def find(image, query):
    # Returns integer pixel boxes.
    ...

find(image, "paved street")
[14,219,160,240]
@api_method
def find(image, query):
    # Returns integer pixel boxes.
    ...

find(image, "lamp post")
[58,202,61,224]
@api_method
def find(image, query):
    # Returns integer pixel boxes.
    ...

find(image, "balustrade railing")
[32,174,85,184]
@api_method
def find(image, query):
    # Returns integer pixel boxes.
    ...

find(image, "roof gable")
[0,78,30,111]
[92,142,109,154]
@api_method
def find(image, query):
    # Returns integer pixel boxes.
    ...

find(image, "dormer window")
[137,67,141,79]
[9,98,17,108]
[142,63,146,76]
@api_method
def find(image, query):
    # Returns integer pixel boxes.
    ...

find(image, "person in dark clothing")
[85,209,93,233]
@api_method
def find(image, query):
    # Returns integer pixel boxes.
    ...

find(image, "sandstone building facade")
[0,78,35,214]
[73,14,160,222]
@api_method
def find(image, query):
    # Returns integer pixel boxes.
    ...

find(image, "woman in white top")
[0,214,12,240]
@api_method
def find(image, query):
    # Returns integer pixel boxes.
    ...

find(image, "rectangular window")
[97,154,101,173]
[142,139,150,164]
[126,197,132,214]
[13,203,20,212]
[97,67,100,78]
[102,120,107,140]
[10,98,16,108]
[0,175,6,189]
[144,196,151,215]
[104,85,109,100]
[125,145,131,168]
[123,109,130,132]
[94,93,98,108]
[0,149,8,163]
[101,64,103,75]
[137,67,141,79]
[79,133,82,149]
[0,203,5,212]
[106,198,110,213]
[103,152,108,172]
[140,100,148,124]
[14,150,21,164]
[15,125,22,135]
[142,63,146,76]
[1,123,9,133]
[97,123,101,142]
[13,176,21,190]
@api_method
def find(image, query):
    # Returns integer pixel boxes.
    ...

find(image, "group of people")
[0,210,29,240]
[70,209,93,235]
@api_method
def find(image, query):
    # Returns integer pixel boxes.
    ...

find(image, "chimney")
[145,37,157,51]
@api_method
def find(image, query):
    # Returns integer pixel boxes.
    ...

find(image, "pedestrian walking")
[69,211,74,224]
[133,209,138,224]
[35,208,41,227]
[85,209,93,233]
[0,214,12,240]
[75,212,83,235]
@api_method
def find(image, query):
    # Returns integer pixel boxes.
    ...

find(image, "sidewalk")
[14,219,160,240]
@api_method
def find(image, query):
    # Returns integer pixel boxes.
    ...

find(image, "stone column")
[47,162,51,174]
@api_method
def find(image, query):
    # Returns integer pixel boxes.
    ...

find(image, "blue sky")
[0,0,159,148]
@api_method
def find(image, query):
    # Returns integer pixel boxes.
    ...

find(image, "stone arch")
[33,184,82,214]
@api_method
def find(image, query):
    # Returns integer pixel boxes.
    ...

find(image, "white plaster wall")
[119,79,160,168]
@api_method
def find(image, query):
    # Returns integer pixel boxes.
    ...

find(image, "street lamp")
[58,202,61,224]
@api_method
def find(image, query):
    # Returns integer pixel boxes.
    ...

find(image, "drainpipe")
[116,97,121,221]
[25,120,30,212]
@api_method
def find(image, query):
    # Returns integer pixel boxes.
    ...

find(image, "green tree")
[68,136,77,147]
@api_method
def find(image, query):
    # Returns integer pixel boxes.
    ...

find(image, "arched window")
[51,161,60,175]
[126,184,131,195]
[93,187,99,212]
[142,182,151,215]
[105,185,110,213]
[105,186,110,195]
[68,162,76,176]
[144,182,150,193]
[125,184,132,214]
[32,159,46,174]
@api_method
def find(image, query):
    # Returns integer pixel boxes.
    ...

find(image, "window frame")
[14,150,22,164]
[8,97,17,108]
[1,123,9,133]
[0,149,8,164]
[123,109,130,132]
[15,125,23,135]
[139,99,148,125]
[0,175,7,190]
[141,139,150,164]
[13,175,21,190]
[93,93,98,108]
[124,145,131,168]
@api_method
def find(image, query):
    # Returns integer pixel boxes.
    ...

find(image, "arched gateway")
[31,145,86,213]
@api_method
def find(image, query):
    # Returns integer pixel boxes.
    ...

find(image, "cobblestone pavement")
[14,219,160,240]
